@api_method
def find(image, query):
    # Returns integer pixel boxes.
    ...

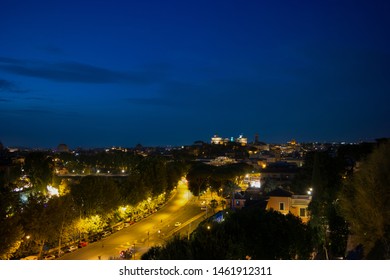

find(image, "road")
[59,180,209,260]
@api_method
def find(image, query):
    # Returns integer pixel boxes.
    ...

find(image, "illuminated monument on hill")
[211,134,248,146]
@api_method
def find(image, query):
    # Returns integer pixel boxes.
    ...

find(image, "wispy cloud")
[0,79,28,93]
[0,106,82,118]
[0,56,161,85]
[0,79,14,91]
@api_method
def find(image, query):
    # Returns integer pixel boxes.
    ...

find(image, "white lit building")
[211,134,247,146]
[211,135,224,144]
[235,134,247,146]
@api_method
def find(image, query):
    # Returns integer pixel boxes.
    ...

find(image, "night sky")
[1,0,389,148]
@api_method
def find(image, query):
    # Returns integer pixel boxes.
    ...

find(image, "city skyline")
[1,0,389,148]
[0,133,383,150]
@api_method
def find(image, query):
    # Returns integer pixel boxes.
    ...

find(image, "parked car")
[113,223,124,232]
[78,240,88,248]
[66,245,78,252]
[21,255,38,260]
[102,231,111,238]
[174,222,181,227]
[44,254,56,260]
[89,234,100,242]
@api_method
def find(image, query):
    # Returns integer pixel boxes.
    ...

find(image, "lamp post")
[187,223,191,240]
[21,235,32,257]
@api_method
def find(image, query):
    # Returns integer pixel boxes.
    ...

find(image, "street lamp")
[22,235,31,255]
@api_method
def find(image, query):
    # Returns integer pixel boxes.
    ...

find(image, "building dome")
[57,143,69,152]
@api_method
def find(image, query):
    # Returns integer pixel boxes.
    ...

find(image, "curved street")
[59,180,209,260]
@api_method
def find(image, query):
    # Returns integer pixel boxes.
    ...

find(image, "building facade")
[265,187,311,223]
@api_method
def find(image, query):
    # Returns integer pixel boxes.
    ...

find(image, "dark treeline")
[142,206,313,260]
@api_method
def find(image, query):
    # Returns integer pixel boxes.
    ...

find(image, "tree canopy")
[340,141,390,259]
[142,206,313,260]
[186,162,251,196]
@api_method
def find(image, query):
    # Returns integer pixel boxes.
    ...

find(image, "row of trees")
[186,162,252,196]
[56,149,143,174]
[0,167,24,259]
[0,152,188,259]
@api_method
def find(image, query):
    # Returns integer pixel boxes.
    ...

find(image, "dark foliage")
[142,207,313,260]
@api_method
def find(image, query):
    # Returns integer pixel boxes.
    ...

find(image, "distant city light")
[20,194,28,203]
[47,185,59,197]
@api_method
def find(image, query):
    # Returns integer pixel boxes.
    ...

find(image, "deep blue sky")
[1,0,389,148]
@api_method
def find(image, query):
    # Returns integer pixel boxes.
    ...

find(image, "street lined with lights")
[59,180,207,260]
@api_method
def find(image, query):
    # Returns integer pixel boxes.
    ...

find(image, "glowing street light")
[47,185,59,197]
